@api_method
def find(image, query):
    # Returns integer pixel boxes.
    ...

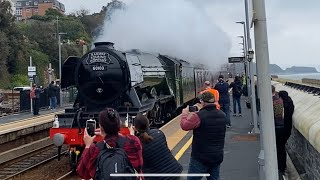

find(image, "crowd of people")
[29,81,59,115]
[73,74,294,180]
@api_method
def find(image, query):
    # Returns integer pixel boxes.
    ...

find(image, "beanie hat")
[204,81,210,86]
[219,75,224,79]
[199,92,215,103]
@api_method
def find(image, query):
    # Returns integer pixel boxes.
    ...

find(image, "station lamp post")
[236,12,259,136]
[58,32,67,107]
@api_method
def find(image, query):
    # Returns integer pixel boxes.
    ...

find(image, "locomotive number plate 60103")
[93,66,105,71]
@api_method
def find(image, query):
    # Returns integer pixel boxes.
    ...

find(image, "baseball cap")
[198,91,215,103]
[204,81,210,86]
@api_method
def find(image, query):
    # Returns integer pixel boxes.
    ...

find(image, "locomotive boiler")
[49,42,225,168]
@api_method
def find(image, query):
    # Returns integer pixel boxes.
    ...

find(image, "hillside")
[250,63,319,75]
[284,66,318,74]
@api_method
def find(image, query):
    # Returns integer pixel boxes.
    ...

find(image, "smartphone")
[129,116,135,127]
[189,106,198,112]
[86,119,96,137]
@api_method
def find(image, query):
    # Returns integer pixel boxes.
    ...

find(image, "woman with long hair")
[133,113,183,180]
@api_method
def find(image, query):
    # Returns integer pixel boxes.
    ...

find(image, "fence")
[0,87,77,116]
[301,78,320,87]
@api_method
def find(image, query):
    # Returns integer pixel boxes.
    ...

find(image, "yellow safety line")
[174,136,193,160]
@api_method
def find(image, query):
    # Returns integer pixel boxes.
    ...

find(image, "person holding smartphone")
[131,113,183,180]
[77,108,144,180]
[180,92,227,180]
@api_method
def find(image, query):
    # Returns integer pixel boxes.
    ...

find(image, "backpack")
[94,137,137,180]
[273,95,284,121]
[233,83,242,96]
[30,89,36,99]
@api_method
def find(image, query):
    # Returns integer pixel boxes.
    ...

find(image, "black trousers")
[32,98,39,115]
[275,128,287,172]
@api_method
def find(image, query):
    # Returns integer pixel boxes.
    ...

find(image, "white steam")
[96,0,231,69]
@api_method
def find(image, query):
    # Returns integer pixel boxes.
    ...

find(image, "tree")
[0,31,11,87]
[45,8,63,18]
[0,1,29,88]
[29,50,50,85]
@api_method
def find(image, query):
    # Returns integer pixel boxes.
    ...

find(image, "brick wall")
[287,127,320,180]
[38,2,53,16]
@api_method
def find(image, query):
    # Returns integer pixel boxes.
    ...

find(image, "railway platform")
[178,99,260,179]
[176,99,301,180]
[0,107,65,125]
[0,108,66,165]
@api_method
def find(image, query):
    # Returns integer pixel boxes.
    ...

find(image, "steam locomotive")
[49,42,226,168]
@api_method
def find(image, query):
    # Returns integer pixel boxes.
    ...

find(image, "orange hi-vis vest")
[200,88,220,110]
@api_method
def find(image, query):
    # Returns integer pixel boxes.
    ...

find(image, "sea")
[276,73,320,80]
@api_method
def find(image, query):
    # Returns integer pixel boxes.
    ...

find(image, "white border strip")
[111,173,210,177]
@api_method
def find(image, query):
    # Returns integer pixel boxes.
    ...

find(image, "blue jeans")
[220,103,230,125]
[187,157,221,180]
[49,96,57,109]
[233,96,241,114]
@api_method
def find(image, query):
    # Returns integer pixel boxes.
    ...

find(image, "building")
[0,0,16,14]
[13,0,65,21]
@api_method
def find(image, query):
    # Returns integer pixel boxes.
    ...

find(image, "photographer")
[132,113,182,180]
[180,92,227,180]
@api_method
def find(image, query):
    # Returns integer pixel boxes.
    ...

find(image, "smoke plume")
[96,0,231,69]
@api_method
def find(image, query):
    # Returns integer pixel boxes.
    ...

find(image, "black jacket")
[48,84,57,97]
[230,80,242,97]
[141,129,182,179]
[192,104,227,166]
[214,80,230,104]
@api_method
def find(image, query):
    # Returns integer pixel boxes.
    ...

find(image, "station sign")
[28,66,36,72]
[228,57,244,63]
[28,66,36,77]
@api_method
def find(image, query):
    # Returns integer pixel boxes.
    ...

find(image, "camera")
[247,48,254,60]
[86,119,96,137]
[189,106,198,112]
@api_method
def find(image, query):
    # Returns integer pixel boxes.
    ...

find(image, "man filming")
[180,92,227,180]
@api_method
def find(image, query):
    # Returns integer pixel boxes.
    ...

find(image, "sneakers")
[227,124,232,128]
[238,114,242,116]
[233,114,242,117]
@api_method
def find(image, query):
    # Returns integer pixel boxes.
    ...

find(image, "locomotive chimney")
[94,42,115,49]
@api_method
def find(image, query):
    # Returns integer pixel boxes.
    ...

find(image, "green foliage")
[45,8,63,18]
[0,1,123,89]
[0,1,15,30]
[8,74,30,89]
[29,50,50,85]
[58,17,91,42]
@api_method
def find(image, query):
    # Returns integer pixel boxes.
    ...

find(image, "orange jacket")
[200,88,220,110]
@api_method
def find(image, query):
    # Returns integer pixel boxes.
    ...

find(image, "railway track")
[0,145,68,180]
[56,170,75,180]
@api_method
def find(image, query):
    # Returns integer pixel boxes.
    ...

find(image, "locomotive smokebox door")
[74,42,130,107]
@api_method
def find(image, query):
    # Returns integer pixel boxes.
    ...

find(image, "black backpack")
[234,83,243,96]
[94,137,137,180]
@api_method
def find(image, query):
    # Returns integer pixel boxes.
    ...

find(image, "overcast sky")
[60,0,320,69]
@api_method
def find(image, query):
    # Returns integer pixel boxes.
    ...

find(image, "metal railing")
[0,87,77,117]
[284,81,320,96]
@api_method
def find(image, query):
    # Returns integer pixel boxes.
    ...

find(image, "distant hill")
[284,66,318,74]
[250,63,319,75]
